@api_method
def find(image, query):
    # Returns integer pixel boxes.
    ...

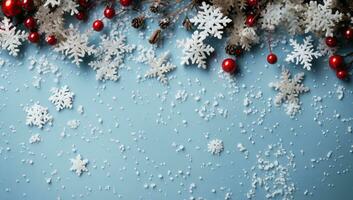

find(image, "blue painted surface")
[0,11,353,200]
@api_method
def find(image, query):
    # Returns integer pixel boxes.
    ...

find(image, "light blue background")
[0,8,353,200]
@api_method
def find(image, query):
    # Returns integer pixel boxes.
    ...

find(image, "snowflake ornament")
[25,103,53,128]
[49,86,74,111]
[55,24,95,66]
[70,154,88,176]
[177,31,214,69]
[89,59,120,81]
[207,139,224,155]
[228,14,259,51]
[0,17,27,56]
[259,3,285,31]
[302,0,343,37]
[190,2,231,39]
[144,52,176,85]
[269,68,309,117]
[286,36,322,70]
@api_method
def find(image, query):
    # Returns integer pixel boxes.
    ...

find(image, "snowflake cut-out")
[145,52,176,85]
[70,154,88,176]
[0,17,26,56]
[25,103,53,128]
[207,139,224,155]
[49,86,74,111]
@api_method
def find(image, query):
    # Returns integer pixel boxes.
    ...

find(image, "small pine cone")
[149,29,161,44]
[182,17,193,31]
[149,2,160,13]
[159,17,170,29]
[131,16,145,29]
[225,44,237,56]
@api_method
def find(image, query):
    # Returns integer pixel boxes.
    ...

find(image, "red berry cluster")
[245,0,258,27]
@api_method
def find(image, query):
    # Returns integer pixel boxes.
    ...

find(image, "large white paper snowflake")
[269,68,309,117]
[49,86,74,111]
[55,24,95,66]
[89,59,120,81]
[70,154,88,176]
[207,139,224,155]
[25,103,53,128]
[144,52,176,85]
[190,2,231,39]
[177,31,214,69]
[302,0,342,37]
[0,17,26,56]
[285,36,322,71]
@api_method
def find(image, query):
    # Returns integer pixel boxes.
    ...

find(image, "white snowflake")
[207,139,224,155]
[0,17,26,56]
[70,154,88,176]
[55,24,95,66]
[177,31,214,69]
[190,2,231,39]
[25,103,53,128]
[269,68,309,117]
[228,14,259,51]
[44,0,78,15]
[89,32,134,81]
[259,3,284,31]
[302,0,342,37]
[285,36,322,70]
[29,134,41,144]
[49,86,74,111]
[144,52,176,85]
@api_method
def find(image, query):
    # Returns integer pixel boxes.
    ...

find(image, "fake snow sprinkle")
[207,139,224,155]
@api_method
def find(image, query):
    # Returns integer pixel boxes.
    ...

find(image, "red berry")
[235,48,242,56]
[77,0,88,8]
[46,35,57,45]
[222,58,237,74]
[2,0,22,17]
[28,32,40,43]
[92,19,104,31]
[325,36,337,47]
[75,11,86,21]
[120,0,132,7]
[247,0,257,7]
[21,0,33,10]
[104,7,115,19]
[267,53,277,64]
[24,17,36,30]
[343,27,353,40]
[336,69,348,80]
[329,55,344,70]
[245,14,256,27]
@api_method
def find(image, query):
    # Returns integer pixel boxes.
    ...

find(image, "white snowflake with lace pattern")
[302,0,342,37]
[89,59,120,81]
[0,17,26,56]
[55,24,95,66]
[286,36,322,71]
[190,2,231,39]
[144,52,176,85]
[70,154,88,176]
[269,68,309,117]
[49,86,74,111]
[177,31,214,69]
[259,3,284,31]
[207,139,224,155]
[25,103,53,128]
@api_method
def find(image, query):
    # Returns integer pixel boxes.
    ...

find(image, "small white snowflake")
[29,134,41,144]
[302,0,342,37]
[144,52,176,85]
[89,59,120,81]
[190,2,231,39]
[177,31,214,69]
[25,103,53,128]
[269,68,309,117]
[0,17,27,56]
[67,119,80,129]
[70,154,88,176]
[55,24,95,66]
[286,36,322,70]
[259,3,284,31]
[207,139,224,155]
[49,86,74,111]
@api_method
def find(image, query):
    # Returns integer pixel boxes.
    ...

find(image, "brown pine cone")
[149,29,161,44]
[150,2,160,13]
[131,16,145,29]
[182,17,193,31]
[225,44,237,56]
[159,17,170,29]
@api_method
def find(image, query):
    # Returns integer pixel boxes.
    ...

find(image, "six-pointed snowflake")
[89,59,120,81]
[269,68,309,117]
[70,154,88,176]
[55,24,95,66]
[0,17,27,56]
[286,36,322,70]
[190,2,231,39]
[177,31,214,69]
[49,86,74,111]
[302,0,342,37]
[25,103,53,128]
[207,139,224,155]
[144,52,176,85]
